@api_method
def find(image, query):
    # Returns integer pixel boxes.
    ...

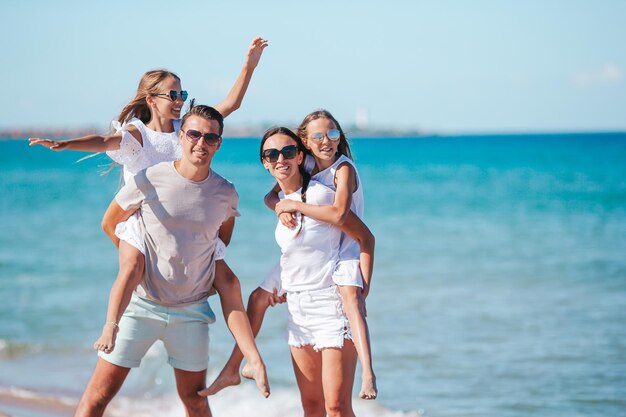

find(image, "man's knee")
[178,389,209,415]
[79,384,118,413]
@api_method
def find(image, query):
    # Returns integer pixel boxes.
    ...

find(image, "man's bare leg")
[74,359,130,417]
[174,368,212,417]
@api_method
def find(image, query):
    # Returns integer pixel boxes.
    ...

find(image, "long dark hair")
[260,126,311,202]
[296,109,352,160]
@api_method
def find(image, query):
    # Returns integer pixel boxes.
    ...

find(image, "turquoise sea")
[1,133,625,417]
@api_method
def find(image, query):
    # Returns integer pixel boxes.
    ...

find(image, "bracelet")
[106,321,119,328]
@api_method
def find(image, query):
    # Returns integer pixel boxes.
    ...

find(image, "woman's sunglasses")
[184,129,221,146]
[309,129,341,142]
[262,145,298,162]
[153,90,188,102]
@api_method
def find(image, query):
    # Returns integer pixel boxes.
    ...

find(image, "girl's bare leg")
[93,241,144,354]
[199,261,269,398]
[321,341,358,417]
[201,284,272,395]
[338,285,377,399]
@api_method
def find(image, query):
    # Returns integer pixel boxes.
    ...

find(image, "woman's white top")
[277,180,342,292]
[106,118,182,183]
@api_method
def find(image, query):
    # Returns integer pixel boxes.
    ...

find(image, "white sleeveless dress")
[106,118,225,259]
[259,154,364,293]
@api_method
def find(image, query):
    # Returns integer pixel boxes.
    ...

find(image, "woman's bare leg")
[321,341,358,417]
[337,285,377,399]
[290,345,326,417]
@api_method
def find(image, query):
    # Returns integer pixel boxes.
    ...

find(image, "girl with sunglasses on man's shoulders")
[28,37,268,359]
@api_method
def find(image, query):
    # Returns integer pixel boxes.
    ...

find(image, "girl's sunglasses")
[309,129,341,142]
[184,129,221,146]
[153,90,188,102]
[262,145,298,162]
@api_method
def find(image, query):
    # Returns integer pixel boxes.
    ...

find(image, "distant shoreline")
[2,127,625,140]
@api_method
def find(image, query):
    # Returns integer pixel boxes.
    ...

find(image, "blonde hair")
[115,69,181,125]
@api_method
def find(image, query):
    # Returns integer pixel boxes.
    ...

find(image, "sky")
[1,0,625,133]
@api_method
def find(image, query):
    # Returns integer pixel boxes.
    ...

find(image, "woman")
[259,127,374,417]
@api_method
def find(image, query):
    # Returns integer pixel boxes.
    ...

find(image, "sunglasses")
[309,128,341,142]
[183,129,221,146]
[262,145,298,163]
[153,90,188,102]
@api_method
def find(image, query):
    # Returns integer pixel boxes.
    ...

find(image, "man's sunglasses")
[183,129,221,146]
[309,129,341,142]
[262,145,298,163]
[153,90,188,102]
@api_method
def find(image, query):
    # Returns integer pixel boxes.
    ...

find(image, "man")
[74,104,268,417]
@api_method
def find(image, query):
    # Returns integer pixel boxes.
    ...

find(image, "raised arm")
[29,125,143,153]
[101,199,137,247]
[275,162,355,226]
[213,37,268,118]
[338,212,375,298]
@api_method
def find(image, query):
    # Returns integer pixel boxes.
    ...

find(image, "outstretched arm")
[338,212,375,298]
[101,199,137,247]
[213,37,268,118]
[29,125,142,153]
[275,162,356,226]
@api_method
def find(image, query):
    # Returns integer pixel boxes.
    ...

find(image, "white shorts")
[286,286,352,351]
[332,259,363,288]
[115,213,226,260]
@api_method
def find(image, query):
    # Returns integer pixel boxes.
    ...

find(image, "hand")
[246,37,268,69]
[278,211,297,229]
[275,199,297,215]
[268,288,286,307]
[29,138,67,151]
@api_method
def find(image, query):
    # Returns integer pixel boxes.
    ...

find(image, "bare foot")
[241,361,254,380]
[359,374,377,400]
[198,365,241,397]
[93,323,118,354]
[245,360,270,398]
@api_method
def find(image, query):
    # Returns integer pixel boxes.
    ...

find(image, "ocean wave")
[0,384,421,417]
[0,339,44,359]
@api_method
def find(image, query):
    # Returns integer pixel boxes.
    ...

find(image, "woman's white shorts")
[286,286,352,351]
